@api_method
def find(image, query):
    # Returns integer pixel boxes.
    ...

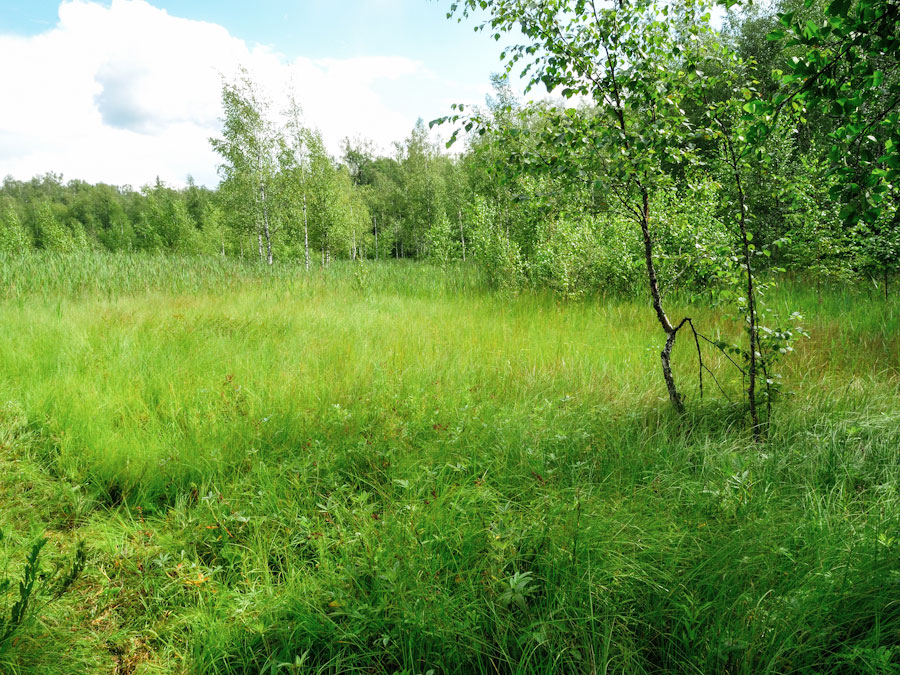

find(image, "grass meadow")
[1,252,899,674]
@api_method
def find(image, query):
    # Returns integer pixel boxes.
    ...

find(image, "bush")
[467,197,525,292]
[425,212,458,266]
[0,207,31,254]
[653,178,733,295]
[529,212,642,299]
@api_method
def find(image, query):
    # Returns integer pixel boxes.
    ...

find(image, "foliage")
[0,204,30,254]
[529,212,642,299]
[467,197,525,292]
[768,0,900,226]
[779,154,855,285]
[0,0,898,668]
[425,212,458,266]
[210,70,281,264]
[653,177,734,294]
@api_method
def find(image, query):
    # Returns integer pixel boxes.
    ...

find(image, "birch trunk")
[731,154,761,438]
[260,183,273,266]
[458,208,466,262]
[639,187,684,413]
[303,194,310,271]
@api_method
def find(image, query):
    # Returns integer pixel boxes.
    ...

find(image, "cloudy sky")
[0,0,513,187]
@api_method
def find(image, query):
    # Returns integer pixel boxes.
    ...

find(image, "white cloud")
[0,0,430,187]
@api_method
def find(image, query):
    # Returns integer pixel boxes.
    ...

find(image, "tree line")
[0,115,464,266]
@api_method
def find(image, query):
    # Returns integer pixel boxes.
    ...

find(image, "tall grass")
[0,251,485,300]
[0,253,898,673]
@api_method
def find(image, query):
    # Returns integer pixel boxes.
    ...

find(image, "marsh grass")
[0,252,898,673]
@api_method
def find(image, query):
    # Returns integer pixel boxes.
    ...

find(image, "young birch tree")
[210,71,281,265]
[439,0,719,412]
[280,95,313,269]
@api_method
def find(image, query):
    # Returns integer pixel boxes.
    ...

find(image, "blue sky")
[0,1,504,82]
[0,0,519,186]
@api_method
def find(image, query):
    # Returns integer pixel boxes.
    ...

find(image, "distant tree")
[396,120,443,257]
[426,211,457,265]
[143,180,197,252]
[34,203,76,252]
[0,202,30,253]
[198,202,227,256]
[303,129,340,266]
[341,136,380,187]
[210,71,282,264]
[279,95,314,268]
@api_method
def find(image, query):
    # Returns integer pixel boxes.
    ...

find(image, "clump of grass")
[0,253,897,673]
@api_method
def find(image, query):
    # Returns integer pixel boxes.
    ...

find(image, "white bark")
[458,208,466,262]
[260,182,273,266]
[303,195,310,271]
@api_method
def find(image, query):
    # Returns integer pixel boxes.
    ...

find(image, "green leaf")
[827,0,852,17]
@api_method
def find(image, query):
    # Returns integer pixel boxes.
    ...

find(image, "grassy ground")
[0,253,898,674]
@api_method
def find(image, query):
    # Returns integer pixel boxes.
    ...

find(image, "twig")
[695,331,747,376]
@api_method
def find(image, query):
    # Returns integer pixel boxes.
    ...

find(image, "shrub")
[467,197,525,292]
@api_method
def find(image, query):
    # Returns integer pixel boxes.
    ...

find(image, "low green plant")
[0,531,86,652]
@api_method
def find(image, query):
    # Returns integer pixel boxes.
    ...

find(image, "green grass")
[0,252,899,673]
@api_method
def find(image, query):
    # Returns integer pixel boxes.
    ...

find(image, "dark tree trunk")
[639,187,684,413]
[724,133,762,440]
